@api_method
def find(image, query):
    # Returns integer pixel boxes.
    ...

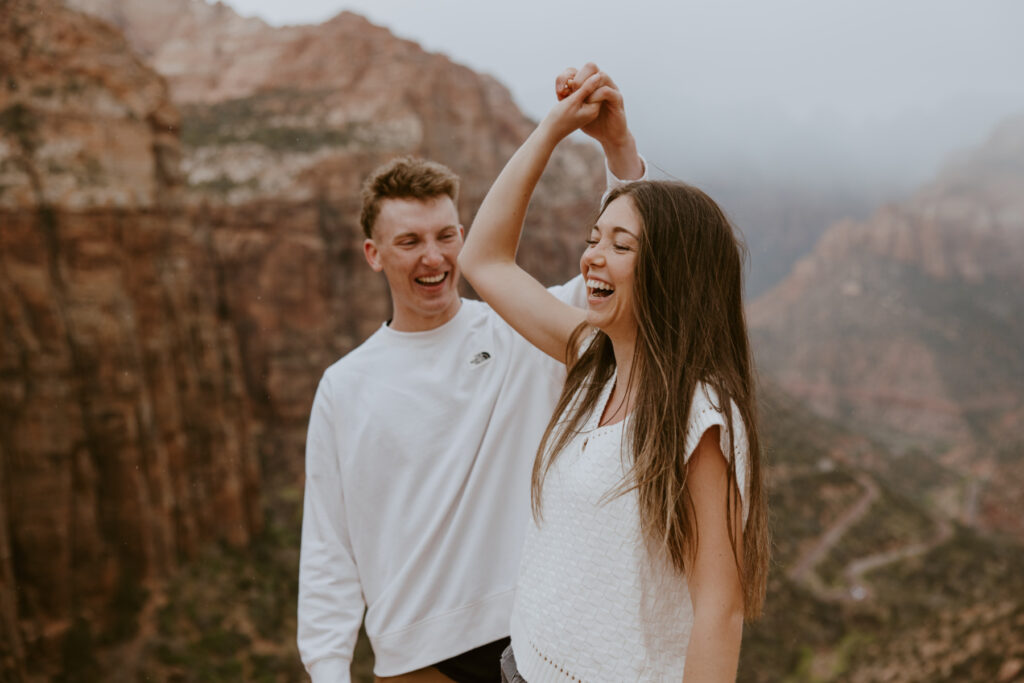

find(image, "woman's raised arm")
[459,71,614,363]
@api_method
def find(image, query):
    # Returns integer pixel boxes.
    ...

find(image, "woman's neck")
[601,333,637,426]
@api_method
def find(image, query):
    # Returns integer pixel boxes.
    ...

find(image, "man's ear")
[458,224,465,240]
[364,238,383,272]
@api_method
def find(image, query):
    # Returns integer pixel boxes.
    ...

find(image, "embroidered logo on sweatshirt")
[469,351,491,366]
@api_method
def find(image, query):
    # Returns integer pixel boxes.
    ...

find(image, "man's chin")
[415,291,460,313]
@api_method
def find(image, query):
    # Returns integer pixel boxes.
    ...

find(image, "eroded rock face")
[5,0,605,674]
[0,0,261,672]
[67,0,605,481]
[750,114,1024,537]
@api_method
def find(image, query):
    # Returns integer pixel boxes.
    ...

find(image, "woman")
[459,67,769,682]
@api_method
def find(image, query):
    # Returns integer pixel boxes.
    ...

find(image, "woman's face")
[580,194,641,341]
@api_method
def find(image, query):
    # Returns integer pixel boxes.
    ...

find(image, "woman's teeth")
[416,273,446,285]
[586,278,614,297]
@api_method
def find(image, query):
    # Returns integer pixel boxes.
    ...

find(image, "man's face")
[364,195,464,332]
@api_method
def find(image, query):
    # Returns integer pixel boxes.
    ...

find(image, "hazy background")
[224,0,1024,192]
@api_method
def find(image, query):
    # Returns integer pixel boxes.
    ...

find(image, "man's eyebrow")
[392,225,458,241]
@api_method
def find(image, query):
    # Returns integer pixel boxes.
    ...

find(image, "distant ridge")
[750,112,1024,538]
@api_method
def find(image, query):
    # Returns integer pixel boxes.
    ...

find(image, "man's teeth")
[586,278,614,292]
[417,273,446,284]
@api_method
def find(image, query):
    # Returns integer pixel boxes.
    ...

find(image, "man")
[298,64,643,682]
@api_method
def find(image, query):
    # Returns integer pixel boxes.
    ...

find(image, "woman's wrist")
[532,116,569,154]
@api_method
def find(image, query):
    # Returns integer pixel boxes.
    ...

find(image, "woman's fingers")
[574,62,600,87]
[557,62,602,99]
[566,73,604,126]
[569,72,605,106]
[555,67,578,100]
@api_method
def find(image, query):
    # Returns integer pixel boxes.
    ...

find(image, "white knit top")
[509,373,750,682]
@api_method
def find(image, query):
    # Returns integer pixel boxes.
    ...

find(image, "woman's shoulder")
[685,382,749,459]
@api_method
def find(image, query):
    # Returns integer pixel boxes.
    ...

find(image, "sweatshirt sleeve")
[601,153,648,205]
[298,376,363,683]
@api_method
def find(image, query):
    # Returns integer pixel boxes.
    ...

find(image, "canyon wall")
[3,0,604,675]
[0,0,262,673]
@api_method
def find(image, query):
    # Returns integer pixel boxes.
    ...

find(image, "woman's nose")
[582,245,605,267]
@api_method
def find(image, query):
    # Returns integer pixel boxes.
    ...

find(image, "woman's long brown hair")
[532,180,769,619]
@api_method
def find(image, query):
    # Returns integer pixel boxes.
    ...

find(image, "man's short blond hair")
[360,156,460,238]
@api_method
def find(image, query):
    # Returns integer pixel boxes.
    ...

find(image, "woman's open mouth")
[587,278,614,298]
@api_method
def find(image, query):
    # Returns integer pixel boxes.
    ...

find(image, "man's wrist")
[307,656,352,683]
[602,134,643,181]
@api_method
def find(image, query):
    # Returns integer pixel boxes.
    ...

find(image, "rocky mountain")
[3,0,605,677]
[0,0,262,676]
[749,113,1024,539]
[699,172,885,298]
[66,0,605,483]
[738,386,1024,683]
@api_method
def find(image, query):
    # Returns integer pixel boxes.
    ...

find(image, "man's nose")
[421,241,444,266]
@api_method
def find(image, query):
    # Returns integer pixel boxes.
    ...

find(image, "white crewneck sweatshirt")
[299,285,581,680]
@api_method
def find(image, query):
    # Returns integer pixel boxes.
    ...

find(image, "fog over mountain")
[224,0,1024,192]
[222,0,1024,296]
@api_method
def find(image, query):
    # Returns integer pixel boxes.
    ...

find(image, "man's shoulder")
[320,327,389,383]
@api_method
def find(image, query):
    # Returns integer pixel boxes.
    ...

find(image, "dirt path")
[840,515,954,601]
[786,469,955,604]
[787,472,880,585]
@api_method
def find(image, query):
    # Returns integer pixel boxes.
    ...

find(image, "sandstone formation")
[5,0,605,676]
[67,0,605,481]
[0,0,261,675]
[750,113,1024,537]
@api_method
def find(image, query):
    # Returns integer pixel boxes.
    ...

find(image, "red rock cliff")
[0,0,261,673]
[67,0,605,481]
[5,0,606,675]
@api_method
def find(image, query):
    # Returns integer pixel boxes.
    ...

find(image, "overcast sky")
[222,0,1024,190]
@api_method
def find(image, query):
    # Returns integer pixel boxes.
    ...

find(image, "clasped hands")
[543,62,631,151]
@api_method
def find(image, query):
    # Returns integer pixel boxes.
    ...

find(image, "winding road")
[785,468,953,604]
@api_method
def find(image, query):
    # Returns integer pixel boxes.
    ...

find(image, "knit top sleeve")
[683,382,751,522]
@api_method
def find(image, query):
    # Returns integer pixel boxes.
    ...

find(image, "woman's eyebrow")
[592,224,638,239]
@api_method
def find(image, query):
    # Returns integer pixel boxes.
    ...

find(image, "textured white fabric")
[510,374,749,682]
[298,285,582,680]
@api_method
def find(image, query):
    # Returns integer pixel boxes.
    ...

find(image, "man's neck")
[388,298,463,332]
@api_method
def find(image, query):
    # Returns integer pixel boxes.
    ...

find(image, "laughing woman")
[458,66,769,683]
